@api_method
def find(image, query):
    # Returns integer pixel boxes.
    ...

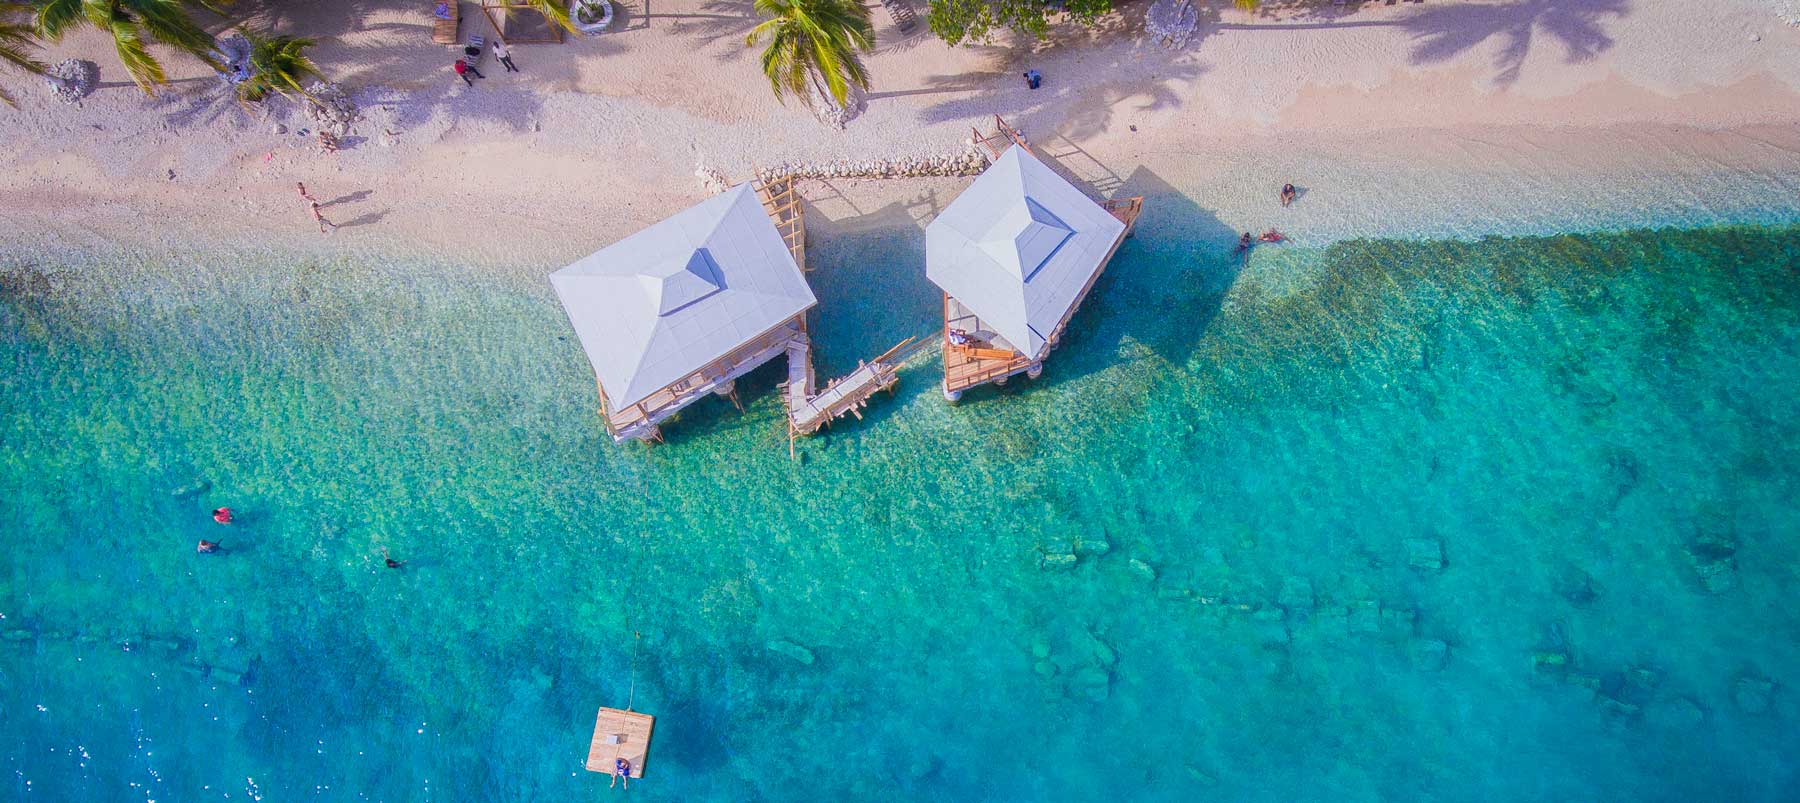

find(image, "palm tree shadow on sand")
[1402,0,1629,85]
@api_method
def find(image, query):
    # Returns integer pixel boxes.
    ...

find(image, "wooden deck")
[586,707,654,778]
[943,294,1031,394]
[431,0,460,43]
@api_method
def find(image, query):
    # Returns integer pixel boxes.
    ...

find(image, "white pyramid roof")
[926,145,1126,358]
[550,184,817,410]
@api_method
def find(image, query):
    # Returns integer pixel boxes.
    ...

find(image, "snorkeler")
[196,539,221,554]
[212,507,234,525]
[381,547,405,569]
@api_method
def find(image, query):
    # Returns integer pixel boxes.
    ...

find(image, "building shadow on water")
[949,165,1241,405]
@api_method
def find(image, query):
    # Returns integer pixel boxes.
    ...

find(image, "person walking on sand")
[610,757,630,790]
[309,201,337,234]
[454,57,482,86]
[296,182,316,203]
[493,39,518,73]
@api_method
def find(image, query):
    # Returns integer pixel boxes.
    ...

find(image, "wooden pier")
[750,174,919,454]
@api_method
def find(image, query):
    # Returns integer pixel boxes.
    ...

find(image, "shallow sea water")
[2,216,1798,801]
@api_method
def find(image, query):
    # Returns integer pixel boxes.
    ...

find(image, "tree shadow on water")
[1403,0,1630,85]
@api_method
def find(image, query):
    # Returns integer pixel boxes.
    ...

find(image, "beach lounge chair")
[432,1,460,45]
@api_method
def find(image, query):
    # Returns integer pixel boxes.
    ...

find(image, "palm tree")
[1,2,46,106]
[522,0,577,34]
[745,0,874,111]
[234,28,320,105]
[33,0,226,94]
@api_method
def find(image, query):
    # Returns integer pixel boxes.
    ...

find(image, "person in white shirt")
[493,39,519,73]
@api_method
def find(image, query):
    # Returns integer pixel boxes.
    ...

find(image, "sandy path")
[0,0,1797,266]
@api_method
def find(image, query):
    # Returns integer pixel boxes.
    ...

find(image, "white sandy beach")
[1,0,1798,270]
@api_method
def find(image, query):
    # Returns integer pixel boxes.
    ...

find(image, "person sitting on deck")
[433,1,453,19]
[947,328,973,347]
[610,757,631,789]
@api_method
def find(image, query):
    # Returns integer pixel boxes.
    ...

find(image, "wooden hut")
[550,184,817,442]
[926,142,1144,400]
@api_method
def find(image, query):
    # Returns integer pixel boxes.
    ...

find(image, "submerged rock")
[765,639,816,666]
[1127,559,1157,583]
[1405,538,1445,571]
[2,628,32,643]
[171,478,211,499]
[1066,666,1111,702]
[1277,577,1315,613]
[1347,600,1382,634]
[1686,522,1739,594]
[1409,639,1450,672]
[1552,564,1602,608]
[1733,675,1775,714]
[1039,552,1078,571]
[1071,535,1110,557]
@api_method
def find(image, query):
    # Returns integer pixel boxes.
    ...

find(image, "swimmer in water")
[197,539,221,554]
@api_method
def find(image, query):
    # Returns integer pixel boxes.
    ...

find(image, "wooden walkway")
[755,173,808,271]
[972,115,1032,161]
[784,337,917,447]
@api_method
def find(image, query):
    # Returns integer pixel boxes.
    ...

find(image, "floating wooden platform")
[586,707,654,778]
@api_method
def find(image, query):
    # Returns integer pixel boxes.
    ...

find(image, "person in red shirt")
[212,507,234,525]
[454,58,483,86]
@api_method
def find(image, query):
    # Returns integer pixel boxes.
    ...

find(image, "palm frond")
[33,0,84,38]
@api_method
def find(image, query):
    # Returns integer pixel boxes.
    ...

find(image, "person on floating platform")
[610,757,631,789]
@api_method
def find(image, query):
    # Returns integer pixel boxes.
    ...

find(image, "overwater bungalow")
[927,140,1144,400]
[550,183,817,443]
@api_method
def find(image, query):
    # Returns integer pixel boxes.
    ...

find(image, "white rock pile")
[746,147,991,186]
[44,59,97,104]
[303,81,361,137]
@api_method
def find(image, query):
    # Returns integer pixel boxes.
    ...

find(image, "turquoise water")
[3,217,1798,801]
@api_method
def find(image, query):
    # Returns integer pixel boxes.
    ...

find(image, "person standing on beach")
[454,58,482,86]
[1280,183,1297,207]
[493,39,518,73]
[310,201,337,234]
